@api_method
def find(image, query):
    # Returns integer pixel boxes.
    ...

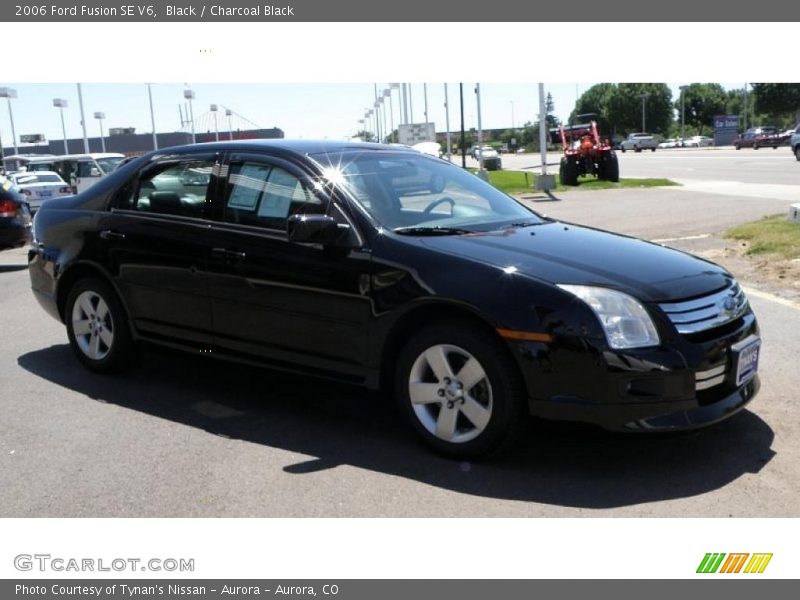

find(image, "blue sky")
[0,82,745,144]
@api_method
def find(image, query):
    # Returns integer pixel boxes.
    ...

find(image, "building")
[1,127,284,158]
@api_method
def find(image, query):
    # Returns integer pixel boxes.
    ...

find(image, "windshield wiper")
[393,226,476,236]
[502,221,543,229]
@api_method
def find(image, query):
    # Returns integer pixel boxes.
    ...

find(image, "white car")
[411,141,443,158]
[658,138,680,149]
[684,136,714,148]
[9,171,72,212]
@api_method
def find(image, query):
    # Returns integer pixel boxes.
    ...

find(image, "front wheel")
[395,324,527,458]
[65,278,133,373]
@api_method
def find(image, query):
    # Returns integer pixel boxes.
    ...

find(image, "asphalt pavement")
[2,173,799,516]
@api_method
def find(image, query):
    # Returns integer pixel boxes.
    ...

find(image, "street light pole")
[639,93,650,132]
[444,83,452,160]
[184,89,196,144]
[0,88,19,155]
[510,100,515,130]
[226,108,233,140]
[475,83,486,179]
[210,104,219,141]
[459,83,466,168]
[77,83,90,154]
[53,98,69,154]
[147,83,158,150]
[94,112,106,153]
[679,85,689,140]
[423,83,429,123]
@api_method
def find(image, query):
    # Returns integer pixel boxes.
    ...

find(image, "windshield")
[316,151,541,232]
[31,174,62,183]
[96,157,124,174]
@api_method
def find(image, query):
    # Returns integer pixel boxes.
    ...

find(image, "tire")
[560,156,579,186]
[395,322,527,458]
[620,146,626,153]
[634,145,641,153]
[753,143,759,150]
[650,147,656,152]
[603,152,620,182]
[735,144,740,150]
[65,278,133,373]
[795,147,800,161]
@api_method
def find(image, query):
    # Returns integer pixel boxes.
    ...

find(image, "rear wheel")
[651,147,656,152]
[395,323,527,458]
[65,278,132,373]
[560,156,579,186]
[753,142,759,150]
[634,145,641,153]
[602,152,620,182]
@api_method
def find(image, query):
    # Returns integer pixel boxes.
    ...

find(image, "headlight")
[558,285,660,349]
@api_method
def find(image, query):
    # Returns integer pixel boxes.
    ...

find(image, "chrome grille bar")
[658,283,748,334]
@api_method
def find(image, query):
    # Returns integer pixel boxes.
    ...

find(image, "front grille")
[658,283,748,335]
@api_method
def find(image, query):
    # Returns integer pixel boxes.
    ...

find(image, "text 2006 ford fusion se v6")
[28,140,761,457]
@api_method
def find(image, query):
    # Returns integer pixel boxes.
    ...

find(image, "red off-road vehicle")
[551,117,619,186]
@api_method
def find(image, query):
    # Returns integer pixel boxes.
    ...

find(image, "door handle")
[99,230,126,241]
[211,247,246,260]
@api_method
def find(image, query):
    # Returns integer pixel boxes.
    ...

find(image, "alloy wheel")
[407,344,493,444]
[71,290,114,360]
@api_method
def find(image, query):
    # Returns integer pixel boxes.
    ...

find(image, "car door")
[97,151,222,345]
[205,151,373,379]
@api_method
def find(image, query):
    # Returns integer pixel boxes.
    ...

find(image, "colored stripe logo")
[697,553,772,574]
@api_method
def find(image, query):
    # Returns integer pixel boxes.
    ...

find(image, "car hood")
[418,221,730,302]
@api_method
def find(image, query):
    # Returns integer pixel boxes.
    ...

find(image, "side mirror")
[287,214,348,246]
[90,167,101,177]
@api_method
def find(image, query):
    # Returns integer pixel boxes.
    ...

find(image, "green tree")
[545,92,560,128]
[675,83,726,136]
[354,130,376,142]
[570,83,615,134]
[751,83,800,125]
[607,83,673,136]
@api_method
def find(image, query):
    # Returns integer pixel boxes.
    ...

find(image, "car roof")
[159,139,397,157]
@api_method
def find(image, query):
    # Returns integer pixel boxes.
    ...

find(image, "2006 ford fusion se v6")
[28,140,761,457]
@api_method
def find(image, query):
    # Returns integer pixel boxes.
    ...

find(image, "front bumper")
[530,375,759,431]
[516,309,761,432]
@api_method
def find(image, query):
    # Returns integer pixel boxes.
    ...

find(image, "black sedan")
[28,140,761,458]
[0,176,32,251]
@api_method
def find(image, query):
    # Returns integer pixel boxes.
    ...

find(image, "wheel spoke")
[98,328,114,348]
[409,382,443,405]
[79,294,95,318]
[457,357,485,392]
[89,332,101,359]
[95,298,110,321]
[424,346,454,382]
[435,405,459,440]
[72,319,91,336]
[460,396,491,431]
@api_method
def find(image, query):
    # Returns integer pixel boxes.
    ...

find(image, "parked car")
[476,146,502,170]
[619,133,658,152]
[0,176,32,251]
[790,127,800,161]
[8,171,73,213]
[28,140,761,457]
[657,138,680,149]
[684,136,714,148]
[734,127,781,150]
[412,141,443,158]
